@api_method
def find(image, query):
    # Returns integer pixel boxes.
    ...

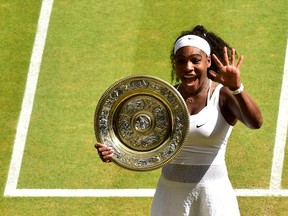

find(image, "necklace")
[186,93,202,103]
[187,97,196,103]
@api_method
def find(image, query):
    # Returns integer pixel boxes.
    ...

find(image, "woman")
[96,25,263,215]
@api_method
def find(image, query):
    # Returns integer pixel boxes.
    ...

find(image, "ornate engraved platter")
[94,75,189,171]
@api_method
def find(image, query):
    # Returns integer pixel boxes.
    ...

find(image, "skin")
[95,46,263,162]
[95,143,113,163]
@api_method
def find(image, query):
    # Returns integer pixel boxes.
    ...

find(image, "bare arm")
[209,47,263,129]
[219,87,263,128]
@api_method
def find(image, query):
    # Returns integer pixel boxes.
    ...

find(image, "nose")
[185,60,194,72]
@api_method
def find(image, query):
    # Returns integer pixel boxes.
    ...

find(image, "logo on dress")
[196,123,205,128]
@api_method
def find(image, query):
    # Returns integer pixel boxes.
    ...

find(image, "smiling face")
[175,46,211,94]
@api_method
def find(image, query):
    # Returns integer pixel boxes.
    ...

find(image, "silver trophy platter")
[94,75,189,171]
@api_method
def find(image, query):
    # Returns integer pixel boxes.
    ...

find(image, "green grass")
[1,0,288,215]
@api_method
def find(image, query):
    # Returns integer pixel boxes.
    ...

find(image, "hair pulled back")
[170,25,234,82]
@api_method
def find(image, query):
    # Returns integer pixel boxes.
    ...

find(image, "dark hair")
[170,25,234,83]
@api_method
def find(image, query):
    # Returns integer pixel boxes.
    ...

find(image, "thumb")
[208,69,219,79]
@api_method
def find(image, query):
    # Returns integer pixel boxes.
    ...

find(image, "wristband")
[231,83,244,95]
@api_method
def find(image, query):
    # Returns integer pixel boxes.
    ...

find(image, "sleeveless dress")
[150,82,240,216]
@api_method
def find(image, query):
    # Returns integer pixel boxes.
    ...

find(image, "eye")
[191,57,202,64]
[175,58,186,65]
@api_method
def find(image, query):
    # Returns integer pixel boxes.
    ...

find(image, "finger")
[212,54,224,69]
[104,158,112,163]
[98,151,113,162]
[231,48,235,66]
[208,70,223,83]
[103,154,113,160]
[95,143,106,149]
[101,148,113,155]
[101,157,111,163]
[236,55,244,69]
[99,146,114,156]
[223,47,229,65]
[102,150,114,161]
[95,143,109,154]
[208,69,218,78]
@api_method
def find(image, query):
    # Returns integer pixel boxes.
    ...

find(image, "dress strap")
[206,79,212,105]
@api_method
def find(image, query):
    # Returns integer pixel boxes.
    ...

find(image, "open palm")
[209,47,243,90]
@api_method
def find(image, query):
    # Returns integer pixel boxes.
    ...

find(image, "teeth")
[184,76,196,79]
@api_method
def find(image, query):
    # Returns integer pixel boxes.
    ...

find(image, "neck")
[180,79,209,98]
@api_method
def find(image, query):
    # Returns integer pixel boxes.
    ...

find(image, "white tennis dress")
[150,83,240,216]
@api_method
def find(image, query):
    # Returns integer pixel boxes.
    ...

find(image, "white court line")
[3,0,288,197]
[270,39,288,190]
[4,0,54,196]
[4,189,288,197]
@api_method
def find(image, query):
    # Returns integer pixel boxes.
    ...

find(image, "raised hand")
[209,47,244,90]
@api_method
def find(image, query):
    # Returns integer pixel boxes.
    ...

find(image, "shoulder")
[209,81,223,99]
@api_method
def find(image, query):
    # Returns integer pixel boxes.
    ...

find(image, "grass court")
[1,0,288,215]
